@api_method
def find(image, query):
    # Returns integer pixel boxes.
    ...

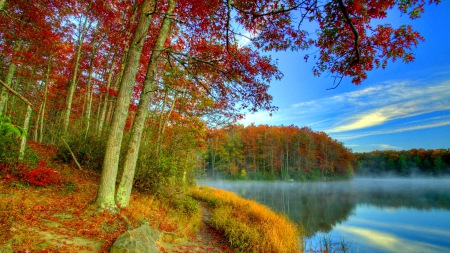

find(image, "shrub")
[56,133,106,172]
[168,195,199,217]
[24,161,60,186]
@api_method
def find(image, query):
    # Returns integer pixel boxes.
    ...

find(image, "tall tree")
[95,0,155,212]
[116,0,176,207]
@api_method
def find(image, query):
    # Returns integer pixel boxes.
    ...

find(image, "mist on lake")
[198,178,450,252]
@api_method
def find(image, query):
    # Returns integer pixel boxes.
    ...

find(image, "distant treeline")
[355,149,450,176]
[200,124,355,181]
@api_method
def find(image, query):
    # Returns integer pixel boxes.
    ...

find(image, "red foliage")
[24,161,60,186]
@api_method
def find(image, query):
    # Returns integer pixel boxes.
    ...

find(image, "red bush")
[24,161,60,186]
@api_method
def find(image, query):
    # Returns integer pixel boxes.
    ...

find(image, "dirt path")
[158,203,233,253]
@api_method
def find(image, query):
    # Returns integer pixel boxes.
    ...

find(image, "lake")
[197,178,450,252]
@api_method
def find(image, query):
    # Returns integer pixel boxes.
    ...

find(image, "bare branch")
[0,79,35,110]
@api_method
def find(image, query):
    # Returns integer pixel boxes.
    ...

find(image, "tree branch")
[336,0,360,64]
[0,79,35,110]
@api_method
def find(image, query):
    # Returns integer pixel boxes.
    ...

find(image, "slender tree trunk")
[19,105,32,160]
[0,62,18,116]
[157,94,176,157]
[96,0,155,211]
[97,53,117,136]
[155,88,169,156]
[115,0,176,207]
[63,14,89,134]
[84,39,100,137]
[34,103,42,141]
[38,58,52,143]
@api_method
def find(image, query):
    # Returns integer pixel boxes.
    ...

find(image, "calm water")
[198,178,450,252]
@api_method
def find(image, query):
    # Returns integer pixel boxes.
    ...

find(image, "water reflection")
[198,178,450,237]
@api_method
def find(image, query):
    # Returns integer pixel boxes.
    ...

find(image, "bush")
[56,133,106,172]
[24,161,60,186]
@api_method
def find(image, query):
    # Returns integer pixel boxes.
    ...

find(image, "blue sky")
[239,1,450,153]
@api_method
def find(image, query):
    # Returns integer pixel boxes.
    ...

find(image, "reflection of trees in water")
[199,179,450,237]
[352,179,450,210]
[215,182,357,236]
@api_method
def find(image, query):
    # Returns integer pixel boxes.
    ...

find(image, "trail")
[158,203,232,253]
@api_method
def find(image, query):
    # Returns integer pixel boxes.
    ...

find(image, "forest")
[355,149,450,177]
[200,124,355,180]
[0,0,439,214]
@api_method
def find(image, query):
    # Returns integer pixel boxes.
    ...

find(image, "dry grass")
[190,186,302,253]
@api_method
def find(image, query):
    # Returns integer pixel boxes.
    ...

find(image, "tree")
[1,0,438,212]
[115,0,176,207]
[95,0,156,212]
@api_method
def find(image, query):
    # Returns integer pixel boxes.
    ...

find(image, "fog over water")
[198,178,450,253]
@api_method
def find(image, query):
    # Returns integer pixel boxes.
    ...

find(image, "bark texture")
[95,0,155,211]
[116,0,176,207]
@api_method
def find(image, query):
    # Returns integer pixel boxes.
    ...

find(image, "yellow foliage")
[190,186,301,252]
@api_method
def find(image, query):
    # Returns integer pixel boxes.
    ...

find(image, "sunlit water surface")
[197,178,450,252]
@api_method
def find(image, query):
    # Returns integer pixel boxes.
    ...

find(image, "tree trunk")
[96,0,155,212]
[102,4,138,135]
[115,0,176,207]
[63,14,89,134]
[97,53,117,136]
[19,105,32,160]
[39,58,52,143]
[0,62,18,116]
[83,33,100,137]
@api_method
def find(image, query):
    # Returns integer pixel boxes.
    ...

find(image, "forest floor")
[0,142,233,252]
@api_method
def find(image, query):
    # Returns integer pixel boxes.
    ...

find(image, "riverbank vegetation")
[201,124,355,181]
[355,149,450,176]
[190,186,301,252]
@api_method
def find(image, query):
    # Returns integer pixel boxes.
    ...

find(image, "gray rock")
[110,224,162,253]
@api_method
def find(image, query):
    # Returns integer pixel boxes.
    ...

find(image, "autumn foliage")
[202,124,355,181]
[24,161,60,186]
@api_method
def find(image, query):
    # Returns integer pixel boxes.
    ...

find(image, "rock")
[110,224,162,253]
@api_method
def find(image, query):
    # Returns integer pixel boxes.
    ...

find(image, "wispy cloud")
[240,79,450,143]
[326,80,450,133]
[332,119,450,141]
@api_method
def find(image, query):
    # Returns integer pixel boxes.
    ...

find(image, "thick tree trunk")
[96,0,155,212]
[102,5,138,135]
[63,14,89,134]
[116,0,176,207]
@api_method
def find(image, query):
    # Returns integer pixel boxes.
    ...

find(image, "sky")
[238,1,450,153]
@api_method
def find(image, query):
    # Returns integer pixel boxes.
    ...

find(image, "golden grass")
[190,186,302,253]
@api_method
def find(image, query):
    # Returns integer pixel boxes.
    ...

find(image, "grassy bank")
[190,186,302,253]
